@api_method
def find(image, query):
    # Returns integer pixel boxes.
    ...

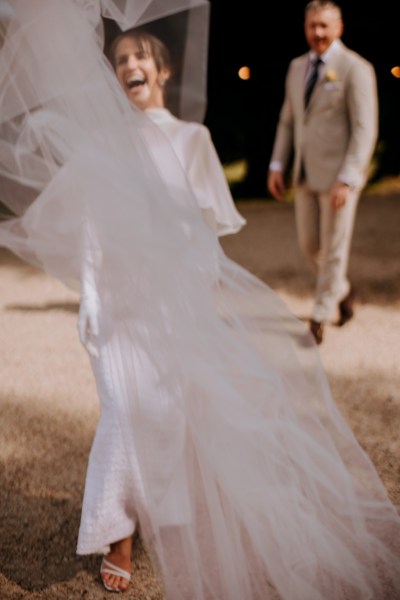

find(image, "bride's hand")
[77,296,100,358]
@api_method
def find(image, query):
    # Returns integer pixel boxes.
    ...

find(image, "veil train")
[0,1,399,599]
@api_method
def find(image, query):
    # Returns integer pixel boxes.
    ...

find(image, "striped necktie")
[304,58,322,107]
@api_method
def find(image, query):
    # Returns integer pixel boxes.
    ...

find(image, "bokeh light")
[238,66,251,80]
[390,66,400,78]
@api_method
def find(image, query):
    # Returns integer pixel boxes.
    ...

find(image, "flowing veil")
[0,1,399,599]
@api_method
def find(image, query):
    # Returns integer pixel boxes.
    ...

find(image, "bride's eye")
[116,55,128,66]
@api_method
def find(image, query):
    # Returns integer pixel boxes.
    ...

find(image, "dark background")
[205,1,400,198]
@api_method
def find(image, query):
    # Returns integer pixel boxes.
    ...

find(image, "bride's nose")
[127,54,138,69]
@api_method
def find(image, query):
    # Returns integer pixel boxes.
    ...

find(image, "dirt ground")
[0,192,399,599]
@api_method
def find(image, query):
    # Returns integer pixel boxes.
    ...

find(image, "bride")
[0,1,399,598]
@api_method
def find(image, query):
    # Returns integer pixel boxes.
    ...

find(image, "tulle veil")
[0,1,399,599]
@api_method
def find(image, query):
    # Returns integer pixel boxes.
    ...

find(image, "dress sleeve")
[186,125,246,236]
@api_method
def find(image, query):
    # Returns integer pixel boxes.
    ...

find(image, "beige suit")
[270,39,378,322]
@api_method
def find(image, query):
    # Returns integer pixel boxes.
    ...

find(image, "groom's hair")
[305,0,342,20]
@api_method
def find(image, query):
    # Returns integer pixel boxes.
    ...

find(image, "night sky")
[205,1,400,197]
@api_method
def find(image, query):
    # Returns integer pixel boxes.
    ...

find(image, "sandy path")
[0,193,399,599]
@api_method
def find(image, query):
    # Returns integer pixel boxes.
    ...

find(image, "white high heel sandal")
[100,557,131,593]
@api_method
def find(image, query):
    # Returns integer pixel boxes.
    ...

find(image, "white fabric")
[77,220,102,357]
[145,108,246,236]
[78,305,193,555]
[0,0,14,21]
[1,2,400,599]
[78,107,246,549]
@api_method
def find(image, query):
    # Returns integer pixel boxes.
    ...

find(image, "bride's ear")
[159,67,171,87]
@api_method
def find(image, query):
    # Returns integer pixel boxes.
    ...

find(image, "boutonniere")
[325,69,337,82]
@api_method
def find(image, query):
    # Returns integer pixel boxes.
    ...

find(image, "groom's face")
[304,7,343,56]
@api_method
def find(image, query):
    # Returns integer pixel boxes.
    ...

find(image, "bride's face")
[113,36,168,111]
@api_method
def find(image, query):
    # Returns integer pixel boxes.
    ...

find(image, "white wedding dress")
[0,2,400,599]
[145,108,246,236]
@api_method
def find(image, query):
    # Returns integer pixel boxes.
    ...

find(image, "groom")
[267,0,378,344]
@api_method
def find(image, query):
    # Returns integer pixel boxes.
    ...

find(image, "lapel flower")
[325,69,337,82]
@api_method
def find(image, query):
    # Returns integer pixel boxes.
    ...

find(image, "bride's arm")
[77,218,101,358]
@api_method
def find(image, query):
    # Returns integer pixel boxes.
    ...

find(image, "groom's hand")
[330,181,352,210]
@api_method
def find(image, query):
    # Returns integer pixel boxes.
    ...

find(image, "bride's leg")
[77,315,140,556]
[77,344,138,555]
[100,535,133,592]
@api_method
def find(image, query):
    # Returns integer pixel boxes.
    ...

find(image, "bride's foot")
[100,536,133,593]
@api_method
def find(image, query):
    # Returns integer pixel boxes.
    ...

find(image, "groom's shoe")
[310,320,324,345]
[338,287,355,326]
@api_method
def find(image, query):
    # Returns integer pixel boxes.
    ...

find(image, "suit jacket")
[270,40,378,191]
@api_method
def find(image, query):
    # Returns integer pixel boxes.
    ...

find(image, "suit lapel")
[294,55,309,114]
[306,40,346,110]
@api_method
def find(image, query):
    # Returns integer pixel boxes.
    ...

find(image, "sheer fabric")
[0,2,400,599]
[145,107,246,236]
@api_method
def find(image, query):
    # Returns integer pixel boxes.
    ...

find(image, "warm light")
[223,159,248,184]
[391,66,400,78]
[238,66,251,80]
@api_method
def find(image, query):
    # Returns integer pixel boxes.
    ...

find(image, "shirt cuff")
[337,174,354,188]
[269,161,283,172]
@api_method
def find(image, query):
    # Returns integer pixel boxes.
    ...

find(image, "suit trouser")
[294,183,360,323]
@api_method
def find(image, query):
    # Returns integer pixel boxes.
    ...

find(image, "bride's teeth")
[127,75,145,89]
